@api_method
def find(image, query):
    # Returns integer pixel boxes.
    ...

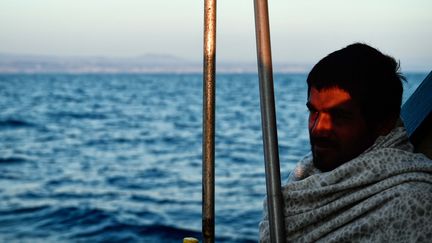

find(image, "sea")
[0,72,427,242]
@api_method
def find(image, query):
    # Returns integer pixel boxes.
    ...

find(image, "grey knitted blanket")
[259,127,432,242]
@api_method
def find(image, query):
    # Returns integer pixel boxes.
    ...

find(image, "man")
[259,43,432,242]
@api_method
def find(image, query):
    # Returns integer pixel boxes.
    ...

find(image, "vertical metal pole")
[203,0,216,242]
[253,0,286,242]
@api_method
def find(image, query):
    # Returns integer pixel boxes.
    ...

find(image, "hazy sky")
[0,0,431,70]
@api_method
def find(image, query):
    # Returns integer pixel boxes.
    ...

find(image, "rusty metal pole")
[203,0,216,242]
[254,0,286,242]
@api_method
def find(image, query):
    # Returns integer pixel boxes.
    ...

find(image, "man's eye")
[308,110,318,117]
[307,107,316,113]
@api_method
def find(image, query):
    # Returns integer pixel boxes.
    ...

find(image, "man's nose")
[311,113,332,135]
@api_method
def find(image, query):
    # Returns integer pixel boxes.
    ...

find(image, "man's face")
[307,86,377,172]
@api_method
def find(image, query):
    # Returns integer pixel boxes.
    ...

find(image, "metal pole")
[253,0,286,242]
[203,0,216,242]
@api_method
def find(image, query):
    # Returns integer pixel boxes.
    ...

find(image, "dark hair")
[307,43,405,127]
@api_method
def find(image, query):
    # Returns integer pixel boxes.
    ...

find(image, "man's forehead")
[308,86,355,110]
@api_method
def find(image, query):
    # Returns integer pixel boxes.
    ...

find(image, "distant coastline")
[0,53,310,74]
[1,53,428,74]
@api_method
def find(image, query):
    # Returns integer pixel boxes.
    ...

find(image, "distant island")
[0,53,310,74]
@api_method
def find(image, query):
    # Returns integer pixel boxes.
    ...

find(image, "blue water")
[0,72,427,242]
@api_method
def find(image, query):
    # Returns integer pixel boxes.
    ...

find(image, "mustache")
[311,136,338,148]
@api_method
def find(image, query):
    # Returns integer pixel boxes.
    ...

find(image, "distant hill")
[0,53,310,73]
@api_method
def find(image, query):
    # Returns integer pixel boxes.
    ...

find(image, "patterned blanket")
[259,126,432,242]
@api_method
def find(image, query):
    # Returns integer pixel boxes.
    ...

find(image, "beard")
[310,133,377,172]
[310,136,341,172]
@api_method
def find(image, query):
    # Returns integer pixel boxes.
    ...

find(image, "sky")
[0,0,431,70]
